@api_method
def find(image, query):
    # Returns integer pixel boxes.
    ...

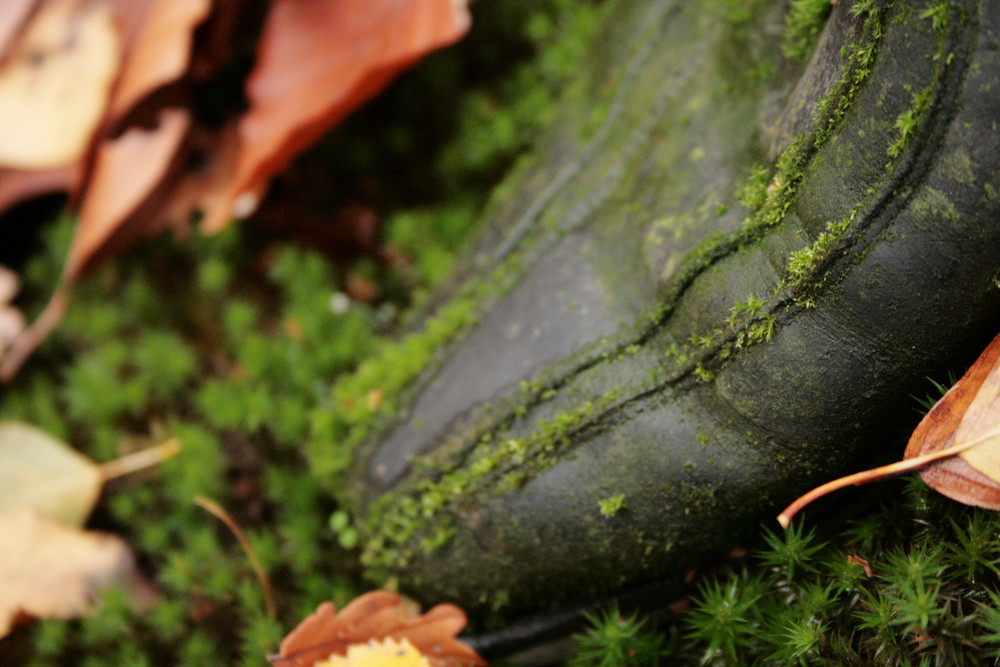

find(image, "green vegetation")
[571,477,1000,665]
[781,0,834,60]
[598,493,627,517]
[1,3,607,665]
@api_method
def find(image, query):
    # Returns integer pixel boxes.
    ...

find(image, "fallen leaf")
[846,554,873,578]
[0,421,102,526]
[906,331,1000,508]
[0,0,121,169]
[68,107,190,276]
[0,163,81,213]
[0,507,151,637]
[778,332,1000,525]
[0,421,182,526]
[201,0,472,231]
[0,109,190,380]
[271,592,486,667]
[105,0,212,120]
[0,0,38,61]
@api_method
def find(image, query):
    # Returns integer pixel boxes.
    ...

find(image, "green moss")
[782,0,834,60]
[888,83,935,158]
[568,478,1000,665]
[598,493,627,517]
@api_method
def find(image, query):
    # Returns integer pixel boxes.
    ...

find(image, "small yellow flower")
[315,637,430,667]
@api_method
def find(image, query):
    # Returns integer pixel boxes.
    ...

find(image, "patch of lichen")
[358,390,628,574]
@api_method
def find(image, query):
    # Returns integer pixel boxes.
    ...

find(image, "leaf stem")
[97,437,182,481]
[194,495,277,618]
[777,426,1000,528]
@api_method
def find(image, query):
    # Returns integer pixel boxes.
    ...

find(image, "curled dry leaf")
[271,591,486,667]
[0,109,190,380]
[0,0,473,379]
[905,331,1000,508]
[0,0,120,170]
[105,0,212,120]
[779,331,1000,526]
[0,508,153,638]
[69,107,191,276]
[201,0,472,231]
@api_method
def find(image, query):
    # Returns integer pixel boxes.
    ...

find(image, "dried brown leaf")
[271,592,486,667]
[779,332,1000,525]
[905,332,1000,508]
[0,508,152,638]
[201,0,472,231]
[68,107,189,276]
[0,163,81,212]
[106,0,211,120]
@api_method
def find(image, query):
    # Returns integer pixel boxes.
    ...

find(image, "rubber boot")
[337,0,1000,626]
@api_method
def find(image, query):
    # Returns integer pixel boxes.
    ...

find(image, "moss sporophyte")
[342,0,918,580]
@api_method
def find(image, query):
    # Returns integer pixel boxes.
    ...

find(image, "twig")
[194,495,277,618]
[777,425,1000,528]
[97,438,182,481]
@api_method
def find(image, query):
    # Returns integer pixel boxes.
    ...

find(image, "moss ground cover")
[4,1,1000,665]
[572,475,1000,666]
[0,3,606,665]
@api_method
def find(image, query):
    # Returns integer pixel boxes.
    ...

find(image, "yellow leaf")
[0,0,120,169]
[0,421,101,526]
[316,638,430,667]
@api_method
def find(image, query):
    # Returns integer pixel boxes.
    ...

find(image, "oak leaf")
[270,591,486,667]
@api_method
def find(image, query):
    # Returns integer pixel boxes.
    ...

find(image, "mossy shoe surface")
[342,0,1000,620]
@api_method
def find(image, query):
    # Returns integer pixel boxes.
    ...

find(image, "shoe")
[340,0,1000,624]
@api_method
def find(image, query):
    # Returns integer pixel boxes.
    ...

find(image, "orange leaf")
[0,109,188,381]
[904,331,1000,508]
[201,0,472,232]
[106,0,212,120]
[67,107,190,277]
[271,592,486,667]
[778,332,1000,525]
[0,508,154,638]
